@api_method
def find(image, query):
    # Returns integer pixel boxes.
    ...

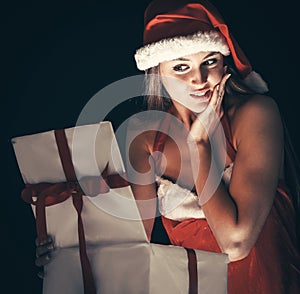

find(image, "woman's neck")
[169,103,196,130]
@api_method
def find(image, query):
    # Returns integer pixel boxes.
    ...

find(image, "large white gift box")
[44,243,228,294]
[11,121,229,294]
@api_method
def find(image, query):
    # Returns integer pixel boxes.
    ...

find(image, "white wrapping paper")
[11,121,229,294]
[43,243,228,294]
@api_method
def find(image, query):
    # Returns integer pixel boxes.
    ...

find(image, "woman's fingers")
[219,73,231,99]
[36,241,54,257]
[35,235,54,268]
[35,253,52,267]
[212,73,231,109]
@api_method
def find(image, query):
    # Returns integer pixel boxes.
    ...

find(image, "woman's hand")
[35,235,55,278]
[188,73,231,144]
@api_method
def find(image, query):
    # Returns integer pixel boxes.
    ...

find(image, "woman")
[127,0,300,292]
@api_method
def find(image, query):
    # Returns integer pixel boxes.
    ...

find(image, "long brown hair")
[144,66,171,111]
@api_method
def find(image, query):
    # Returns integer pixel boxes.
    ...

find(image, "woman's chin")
[188,104,208,114]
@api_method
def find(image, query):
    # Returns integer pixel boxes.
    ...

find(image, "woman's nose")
[190,69,206,85]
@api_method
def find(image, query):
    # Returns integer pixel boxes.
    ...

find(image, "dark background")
[2,0,299,292]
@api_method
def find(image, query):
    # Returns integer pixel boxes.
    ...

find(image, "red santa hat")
[134,0,268,93]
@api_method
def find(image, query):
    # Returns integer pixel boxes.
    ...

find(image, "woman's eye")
[203,58,217,66]
[172,64,189,72]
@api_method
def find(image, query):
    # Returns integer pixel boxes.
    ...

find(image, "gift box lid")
[11,121,125,184]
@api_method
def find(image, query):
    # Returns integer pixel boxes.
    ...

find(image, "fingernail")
[47,244,54,250]
[37,270,44,279]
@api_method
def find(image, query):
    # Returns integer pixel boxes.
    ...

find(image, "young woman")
[128,0,300,292]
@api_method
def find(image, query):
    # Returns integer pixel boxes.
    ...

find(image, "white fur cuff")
[156,176,206,221]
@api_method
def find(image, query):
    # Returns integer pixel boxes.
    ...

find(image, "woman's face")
[159,51,225,113]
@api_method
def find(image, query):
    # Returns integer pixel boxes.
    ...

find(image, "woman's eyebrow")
[175,57,190,61]
[203,51,219,58]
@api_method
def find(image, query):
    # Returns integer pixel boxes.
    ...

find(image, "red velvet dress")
[153,114,300,294]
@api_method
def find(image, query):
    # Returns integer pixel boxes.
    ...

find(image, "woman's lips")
[190,89,211,100]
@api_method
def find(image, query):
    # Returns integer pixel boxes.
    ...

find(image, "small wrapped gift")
[12,122,147,246]
[12,121,229,294]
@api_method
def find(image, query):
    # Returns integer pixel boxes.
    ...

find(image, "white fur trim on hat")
[134,30,230,70]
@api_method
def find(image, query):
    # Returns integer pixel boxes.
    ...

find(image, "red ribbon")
[186,248,198,294]
[21,172,129,243]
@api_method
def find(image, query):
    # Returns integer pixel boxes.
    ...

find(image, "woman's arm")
[127,131,157,241]
[195,95,284,261]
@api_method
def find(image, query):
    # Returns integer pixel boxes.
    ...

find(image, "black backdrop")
[2,0,299,292]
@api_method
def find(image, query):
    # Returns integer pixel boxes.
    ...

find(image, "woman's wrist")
[186,136,211,150]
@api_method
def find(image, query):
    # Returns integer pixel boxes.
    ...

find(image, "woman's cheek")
[162,76,188,98]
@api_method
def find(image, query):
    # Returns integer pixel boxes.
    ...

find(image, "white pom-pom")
[244,71,269,94]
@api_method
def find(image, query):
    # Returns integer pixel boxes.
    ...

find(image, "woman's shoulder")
[227,93,279,116]
[227,94,280,125]
[226,94,283,147]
